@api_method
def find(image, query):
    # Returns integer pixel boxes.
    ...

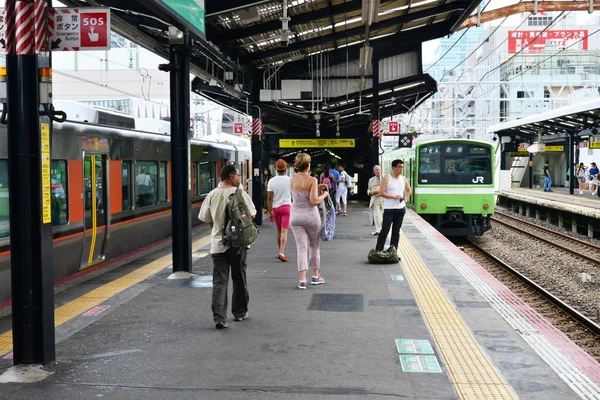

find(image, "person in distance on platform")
[263,168,273,213]
[198,165,256,330]
[368,165,384,236]
[268,159,292,262]
[290,153,329,290]
[576,162,587,195]
[589,162,599,196]
[543,161,553,192]
[336,164,351,217]
[376,159,412,254]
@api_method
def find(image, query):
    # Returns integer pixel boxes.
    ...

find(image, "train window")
[51,160,68,226]
[158,162,168,203]
[193,162,200,197]
[419,145,441,174]
[443,144,492,174]
[0,160,8,238]
[135,161,157,207]
[122,162,132,211]
[84,157,104,217]
[196,161,213,195]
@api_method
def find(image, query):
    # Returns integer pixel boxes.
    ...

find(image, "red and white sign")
[389,121,399,133]
[252,118,262,136]
[372,120,381,138]
[508,30,588,54]
[48,8,110,51]
[233,122,244,135]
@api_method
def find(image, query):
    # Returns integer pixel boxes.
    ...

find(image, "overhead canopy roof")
[487,98,600,140]
[59,0,479,132]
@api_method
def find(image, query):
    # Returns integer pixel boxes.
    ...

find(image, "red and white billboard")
[508,30,588,54]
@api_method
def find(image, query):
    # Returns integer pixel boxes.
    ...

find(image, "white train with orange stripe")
[0,101,251,301]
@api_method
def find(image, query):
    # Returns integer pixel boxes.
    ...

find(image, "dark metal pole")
[569,134,575,195]
[364,52,380,200]
[169,40,192,273]
[7,0,55,364]
[251,74,263,225]
[528,137,534,189]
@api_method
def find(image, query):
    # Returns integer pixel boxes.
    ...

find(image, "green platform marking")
[400,355,442,373]
[391,275,404,281]
[395,339,434,354]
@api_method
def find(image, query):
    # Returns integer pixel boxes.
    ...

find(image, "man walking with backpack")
[199,164,256,329]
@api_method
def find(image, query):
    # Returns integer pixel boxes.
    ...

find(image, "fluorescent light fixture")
[393,81,425,92]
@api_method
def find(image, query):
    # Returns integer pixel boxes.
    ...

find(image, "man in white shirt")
[199,165,256,329]
[267,159,291,262]
[368,165,383,235]
[336,163,350,217]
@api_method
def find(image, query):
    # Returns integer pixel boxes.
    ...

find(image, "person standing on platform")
[268,159,292,262]
[368,165,383,236]
[198,164,256,330]
[262,168,272,213]
[376,159,412,253]
[589,162,599,196]
[543,161,553,192]
[290,153,329,290]
[576,162,587,195]
[336,164,350,217]
[329,163,340,213]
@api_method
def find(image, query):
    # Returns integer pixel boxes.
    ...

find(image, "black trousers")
[376,208,406,251]
[211,247,248,323]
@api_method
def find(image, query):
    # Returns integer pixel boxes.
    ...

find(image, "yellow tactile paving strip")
[0,235,211,356]
[399,234,516,400]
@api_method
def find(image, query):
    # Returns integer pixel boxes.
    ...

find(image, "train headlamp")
[420,203,427,209]
[483,204,489,210]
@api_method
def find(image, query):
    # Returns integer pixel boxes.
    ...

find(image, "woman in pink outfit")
[289,153,329,290]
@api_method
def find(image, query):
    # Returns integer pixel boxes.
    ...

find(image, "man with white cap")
[267,159,292,261]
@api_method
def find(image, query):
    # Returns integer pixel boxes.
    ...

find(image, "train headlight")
[420,203,427,209]
[483,203,489,210]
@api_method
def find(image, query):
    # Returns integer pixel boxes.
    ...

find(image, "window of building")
[135,161,157,207]
[122,161,132,211]
[0,160,9,239]
[51,160,68,225]
[159,161,168,203]
[517,91,533,98]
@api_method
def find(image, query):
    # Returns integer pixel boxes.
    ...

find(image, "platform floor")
[0,206,599,399]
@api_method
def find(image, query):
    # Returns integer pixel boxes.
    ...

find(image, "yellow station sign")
[590,135,600,149]
[517,144,564,152]
[279,139,356,148]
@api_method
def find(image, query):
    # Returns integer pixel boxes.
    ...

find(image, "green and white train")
[382,138,494,236]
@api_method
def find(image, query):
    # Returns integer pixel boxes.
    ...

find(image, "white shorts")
[335,187,348,204]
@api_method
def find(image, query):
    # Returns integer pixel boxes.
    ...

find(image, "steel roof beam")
[242,2,469,63]
[210,0,362,44]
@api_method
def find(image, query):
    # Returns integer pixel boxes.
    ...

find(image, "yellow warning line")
[399,234,516,400]
[0,235,211,356]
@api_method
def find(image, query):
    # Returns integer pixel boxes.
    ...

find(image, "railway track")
[463,240,600,361]
[492,210,600,267]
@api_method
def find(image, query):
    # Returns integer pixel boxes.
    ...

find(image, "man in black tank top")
[376,159,412,253]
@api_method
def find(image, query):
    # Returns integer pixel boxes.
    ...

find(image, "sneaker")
[234,312,248,322]
[297,281,307,290]
[579,190,584,195]
[215,321,228,329]
[593,192,597,196]
[372,231,379,236]
[343,212,347,217]
[336,210,342,215]
[311,276,325,285]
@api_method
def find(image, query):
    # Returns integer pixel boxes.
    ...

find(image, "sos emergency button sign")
[49,8,110,51]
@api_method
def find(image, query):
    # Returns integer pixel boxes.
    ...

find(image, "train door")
[81,153,109,268]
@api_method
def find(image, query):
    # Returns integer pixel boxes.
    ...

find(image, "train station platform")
[498,187,600,236]
[1,205,599,399]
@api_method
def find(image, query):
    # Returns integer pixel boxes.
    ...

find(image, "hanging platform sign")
[159,0,205,37]
[48,8,111,51]
[590,135,600,149]
[279,139,355,148]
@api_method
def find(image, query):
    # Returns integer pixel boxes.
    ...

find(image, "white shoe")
[579,190,583,194]
[593,192,597,196]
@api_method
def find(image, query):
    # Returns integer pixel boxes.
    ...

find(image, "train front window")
[419,145,441,174]
[443,144,492,175]
[0,160,8,239]
[51,160,68,226]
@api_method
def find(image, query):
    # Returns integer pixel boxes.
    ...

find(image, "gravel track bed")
[470,210,600,322]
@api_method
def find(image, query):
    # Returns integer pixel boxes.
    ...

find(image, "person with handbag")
[368,165,383,236]
[267,159,292,262]
[289,153,329,290]
[198,164,256,330]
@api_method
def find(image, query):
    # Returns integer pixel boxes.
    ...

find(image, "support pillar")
[588,221,594,238]
[558,212,563,229]
[519,203,524,216]
[251,73,263,225]
[168,37,192,274]
[7,0,55,365]
[526,205,530,218]
[573,217,578,234]
[365,52,380,200]
[568,134,575,195]
[528,147,534,189]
